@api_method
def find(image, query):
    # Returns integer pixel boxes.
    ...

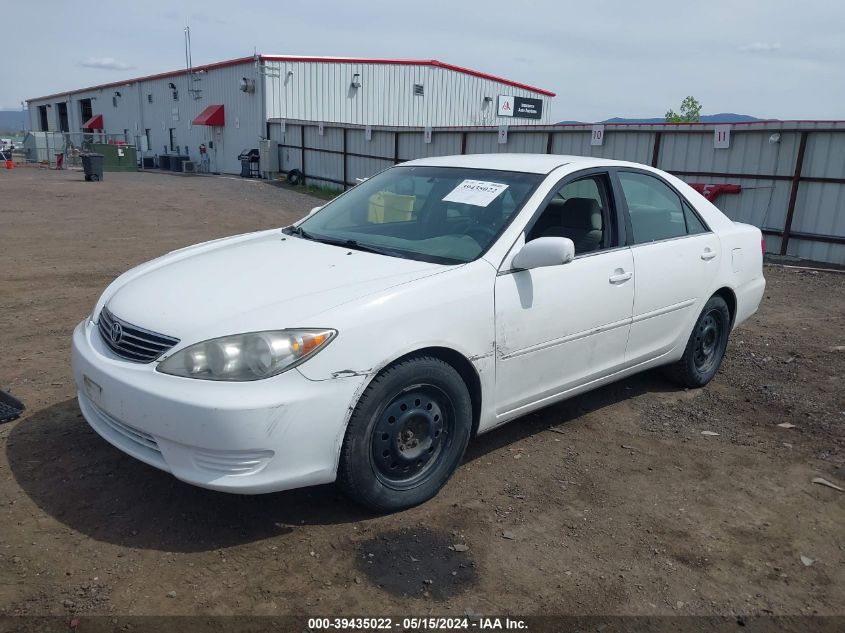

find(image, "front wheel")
[337,356,473,512]
[664,295,731,388]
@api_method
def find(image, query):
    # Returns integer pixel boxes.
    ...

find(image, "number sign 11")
[714,125,731,149]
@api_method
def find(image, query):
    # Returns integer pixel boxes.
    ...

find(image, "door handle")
[701,248,717,261]
[609,270,633,284]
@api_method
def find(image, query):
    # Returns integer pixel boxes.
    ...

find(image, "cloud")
[739,42,781,53]
[79,57,135,71]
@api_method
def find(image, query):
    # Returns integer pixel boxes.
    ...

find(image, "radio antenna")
[184,23,203,99]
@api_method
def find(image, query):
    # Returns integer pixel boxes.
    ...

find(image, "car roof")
[402,153,628,175]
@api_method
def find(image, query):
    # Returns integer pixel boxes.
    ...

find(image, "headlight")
[157,329,336,381]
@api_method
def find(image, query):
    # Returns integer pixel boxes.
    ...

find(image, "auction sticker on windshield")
[442,180,509,207]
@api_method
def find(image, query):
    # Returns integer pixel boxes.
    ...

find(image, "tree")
[665,96,702,123]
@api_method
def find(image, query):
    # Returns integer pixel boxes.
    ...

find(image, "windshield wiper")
[282,225,314,240]
[284,226,406,258]
[319,237,403,257]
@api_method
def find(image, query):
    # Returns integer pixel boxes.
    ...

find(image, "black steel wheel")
[338,356,473,512]
[664,295,731,388]
[370,385,454,490]
[692,309,724,375]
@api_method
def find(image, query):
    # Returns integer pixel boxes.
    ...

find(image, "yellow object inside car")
[368,192,416,223]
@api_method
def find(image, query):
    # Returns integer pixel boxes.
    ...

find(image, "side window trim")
[608,168,634,247]
[611,167,713,247]
[522,168,624,251]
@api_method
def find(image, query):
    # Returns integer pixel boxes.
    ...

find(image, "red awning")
[82,114,103,130]
[192,104,225,126]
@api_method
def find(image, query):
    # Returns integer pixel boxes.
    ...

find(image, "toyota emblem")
[110,321,123,344]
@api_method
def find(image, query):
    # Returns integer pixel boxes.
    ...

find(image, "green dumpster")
[89,143,137,172]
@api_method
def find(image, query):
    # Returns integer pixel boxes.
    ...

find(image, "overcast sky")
[2,0,843,121]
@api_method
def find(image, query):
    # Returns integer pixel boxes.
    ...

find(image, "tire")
[84,175,91,181]
[338,356,473,512]
[664,295,731,388]
[286,169,303,186]
[90,174,100,182]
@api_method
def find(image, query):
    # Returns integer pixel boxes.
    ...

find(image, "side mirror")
[511,237,575,270]
[307,205,323,217]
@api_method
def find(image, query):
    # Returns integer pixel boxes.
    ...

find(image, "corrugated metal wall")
[27,61,264,174]
[263,61,553,126]
[267,120,845,265]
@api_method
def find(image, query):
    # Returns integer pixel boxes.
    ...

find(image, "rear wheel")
[664,295,731,388]
[338,356,472,512]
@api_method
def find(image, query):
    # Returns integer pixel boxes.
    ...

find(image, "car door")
[494,171,635,417]
[615,169,721,365]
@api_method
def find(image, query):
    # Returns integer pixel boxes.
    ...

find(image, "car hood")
[104,230,448,341]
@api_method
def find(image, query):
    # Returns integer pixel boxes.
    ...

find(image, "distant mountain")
[558,113,764,125]
[0,110,28,133]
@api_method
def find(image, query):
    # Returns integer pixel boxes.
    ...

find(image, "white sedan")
[72,154,765,511]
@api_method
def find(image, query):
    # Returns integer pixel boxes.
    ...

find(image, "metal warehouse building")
[26,55,555,174]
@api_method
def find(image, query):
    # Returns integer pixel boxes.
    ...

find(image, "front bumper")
[71,319,367,494]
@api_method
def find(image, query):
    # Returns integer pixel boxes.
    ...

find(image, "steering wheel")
[463,223,497,246]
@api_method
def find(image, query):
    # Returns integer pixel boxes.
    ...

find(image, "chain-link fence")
[25,132,135,168]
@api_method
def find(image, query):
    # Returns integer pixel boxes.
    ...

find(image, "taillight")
[761,239,765,254]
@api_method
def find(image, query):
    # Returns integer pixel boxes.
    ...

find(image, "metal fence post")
[780,131,809,255]
[300,125,306,180]
[651,131,662,167]
[342,127,348,190]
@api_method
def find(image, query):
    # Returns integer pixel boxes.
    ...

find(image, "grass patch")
[275,180,342,201]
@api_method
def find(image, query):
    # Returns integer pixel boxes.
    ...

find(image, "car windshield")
[293,166,544,264]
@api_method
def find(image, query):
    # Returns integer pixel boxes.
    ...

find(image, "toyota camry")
[72,154,765,511]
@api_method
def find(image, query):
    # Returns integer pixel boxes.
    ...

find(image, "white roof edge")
[402,153,633,174]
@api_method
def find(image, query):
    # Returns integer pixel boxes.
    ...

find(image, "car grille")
[98,306,179,363]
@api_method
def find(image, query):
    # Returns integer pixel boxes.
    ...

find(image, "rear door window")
[618,171,688,243]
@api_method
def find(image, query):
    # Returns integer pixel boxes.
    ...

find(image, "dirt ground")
[0,167,843,618]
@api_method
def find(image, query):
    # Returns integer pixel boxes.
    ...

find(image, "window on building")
[169,128,177,152]
[413,84,424,97]
[56,102,69,132]
[617,171,709,244]
[79,98,93,125]
[112,96,118,108]
[147,94,153,104]
[171,89,179,101]
[38,105,49,131]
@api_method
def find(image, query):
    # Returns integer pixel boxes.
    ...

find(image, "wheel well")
[389,347,482,437]
[713,287,737,327]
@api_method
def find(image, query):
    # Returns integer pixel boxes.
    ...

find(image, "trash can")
[81,153,104,182]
